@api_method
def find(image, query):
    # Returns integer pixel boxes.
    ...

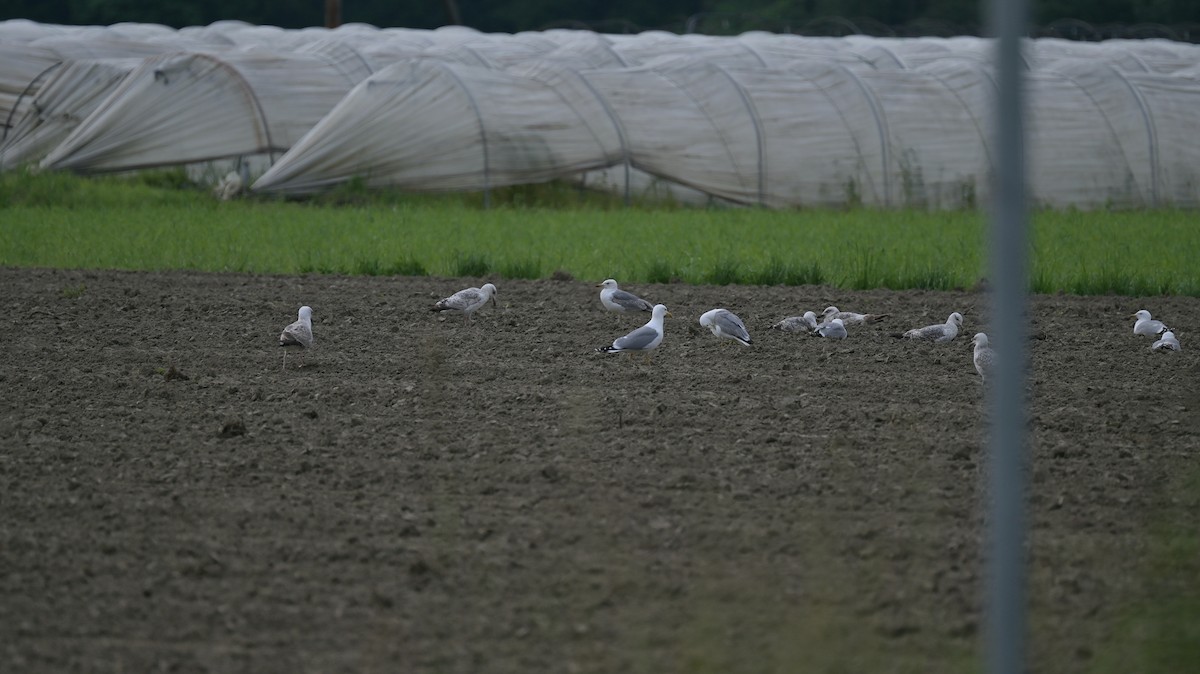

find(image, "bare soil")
[2,267,1197,673]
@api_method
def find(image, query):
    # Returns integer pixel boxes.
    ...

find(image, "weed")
[453,253,492,278]
[644,260,677,285]
[499,258,541,279]
[386,256,427,277]
[60,284,86,299]
[706,259,743,286]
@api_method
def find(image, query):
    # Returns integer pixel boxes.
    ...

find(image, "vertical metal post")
[987,0,1029,673]
[324,0,341,28]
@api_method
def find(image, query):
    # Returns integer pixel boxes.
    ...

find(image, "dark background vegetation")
[2,0,1200,39]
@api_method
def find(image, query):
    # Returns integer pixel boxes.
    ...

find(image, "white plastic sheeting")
[253,36,1200,208]
[4,19,1200,209]
[252,59,625,193]
[40,49,371,172]
[0,58,139,170]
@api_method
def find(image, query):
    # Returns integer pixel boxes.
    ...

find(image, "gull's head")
[822,306,839,318]
[698,308,719,329]
[949,312,963,326]
[972,332,989,347]
[597,279,618,289]
[298,306,313,320]
[652,304,672,320]
[1163,330,1176,341]
[1132,309,1152,321]
[481,283,498,305]
[830,318,845,328]
[804,311,817,321]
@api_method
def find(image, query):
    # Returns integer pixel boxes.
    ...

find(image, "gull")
[699,308,752,346]
[596,304,671,361]
[597,278,653,314]
[771,311,818,333]
[814,317,847,339]
[903,312,963,343]
[821,306,889,326]
[1151,330,1180,352]
[1130,309,1168,337]
[432,283,498,325]
[972,332,995,383]
[279,305,314,370]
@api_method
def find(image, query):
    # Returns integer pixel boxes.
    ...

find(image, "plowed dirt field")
[2,268,1197,673]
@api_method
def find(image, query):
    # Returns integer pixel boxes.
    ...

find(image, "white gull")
[903,312,963,343]
[433,283,498,325]
[279,305,314,370]
[597,304,671,360]
[597,279,653,314]
[699,308,752,346]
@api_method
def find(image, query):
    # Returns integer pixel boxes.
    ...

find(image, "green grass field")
[1,170,1197,296]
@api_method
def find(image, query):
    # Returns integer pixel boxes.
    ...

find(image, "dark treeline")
[3,0,1199,39]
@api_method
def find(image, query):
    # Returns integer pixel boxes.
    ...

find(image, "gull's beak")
[665,311,673,318]
[595,283,603,288]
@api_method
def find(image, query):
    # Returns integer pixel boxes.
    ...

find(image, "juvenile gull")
[597,304,671,360]
[1131,309,1168,337]
[432,283,498,325]
[699,308,752,346]
[972,332,995,383]
[821,306,890,326]
[279,305,314,370]
[771,311,818,333]
[1151,330,1180,352]
[903,312,963,343]
[596,279,653,314]
[814,317,848,339]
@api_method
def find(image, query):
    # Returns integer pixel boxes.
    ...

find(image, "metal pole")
[987,0,1029,672]
[324,0,341,28]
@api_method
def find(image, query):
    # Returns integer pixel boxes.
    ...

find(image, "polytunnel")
[252,58,626,194]
[575,58,992,208]
[0,43,60,137]
[6,19,1200,210]
[39,48,373,172]
[0,58,140,170]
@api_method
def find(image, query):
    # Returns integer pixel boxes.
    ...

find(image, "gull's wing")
[280,321,313,348]
[611,289,653,312]
[613,325,660,351]
[773,315,817,332]
[714,310,750,342]
[905,324,948,340]
[437,287,482,311]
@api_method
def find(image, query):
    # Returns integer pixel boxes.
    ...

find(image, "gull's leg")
[282,350,287,371]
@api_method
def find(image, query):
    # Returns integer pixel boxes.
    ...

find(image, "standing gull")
[699,308,752,346]
[903,312,963,343]
[771,311,818,333]
[1151,330,1180,352]
[432,283,498,325]
[596,304,671,361]
[814,317,848,340]
[972,332,995,383]
[279,305,314,370]
[1130,309,1168,337]
[597,279,654,314]
[821,306,889,326]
